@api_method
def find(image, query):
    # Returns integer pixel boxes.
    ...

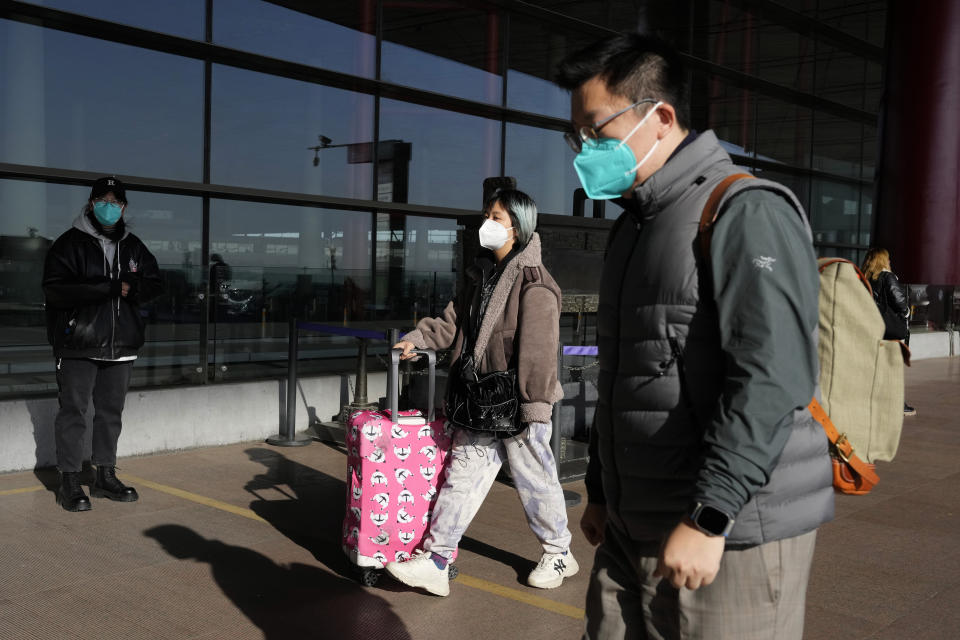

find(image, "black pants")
[54,358,134,473]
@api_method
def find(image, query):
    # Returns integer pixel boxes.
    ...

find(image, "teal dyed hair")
[483,188,537,246]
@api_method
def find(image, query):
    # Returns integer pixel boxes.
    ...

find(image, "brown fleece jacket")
[403,232,563,424]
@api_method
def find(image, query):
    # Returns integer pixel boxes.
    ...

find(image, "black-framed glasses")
[92,199,123,207]
[563,98,659,153]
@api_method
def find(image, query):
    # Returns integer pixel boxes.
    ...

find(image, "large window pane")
[817,0,887,47]
[378,99,500,210]
[209,200,373,380]
[506,16,594,118]
[858,185,873,246]
[754,22,814,93]
[211,65,374,199]
[815,44,867,111]
[699,75,756,160]
[505,123,580,215]
[754,95,811,168]
[809,177,861,246]
[0,180,203,396]
[20,0,204,39]
[381,2,502,105]
[123,191,204,387]
[752,168,810,214]
[372,214,460,323]
[0,20,203,180]
[812,113,862,178]
[214,0,375,78]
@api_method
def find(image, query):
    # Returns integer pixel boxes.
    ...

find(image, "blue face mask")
[573,101,663,200]
[93,201,123,226]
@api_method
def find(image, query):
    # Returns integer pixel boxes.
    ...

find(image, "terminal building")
[0,0,956,472]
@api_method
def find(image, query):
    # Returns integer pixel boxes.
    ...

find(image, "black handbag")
[880,306,908,340]
[446,353,525,438]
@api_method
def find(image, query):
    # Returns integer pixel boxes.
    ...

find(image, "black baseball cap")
[89,176,127,203]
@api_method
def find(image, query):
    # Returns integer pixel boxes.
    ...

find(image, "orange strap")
[698,173,755,261]
[818,257,874,297]
[807,398,880,491]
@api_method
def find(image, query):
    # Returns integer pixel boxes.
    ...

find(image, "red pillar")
[874,0,960,283]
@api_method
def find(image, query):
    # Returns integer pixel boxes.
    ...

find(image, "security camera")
[319,135,332,147]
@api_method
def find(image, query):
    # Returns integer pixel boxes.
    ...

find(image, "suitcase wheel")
[359,567,381,587]
[448,564,459,581]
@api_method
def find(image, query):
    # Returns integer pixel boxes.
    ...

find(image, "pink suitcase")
[342,348,456,585]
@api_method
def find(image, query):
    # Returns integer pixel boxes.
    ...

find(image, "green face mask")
[93,201,123,226]
[572,101,662,200]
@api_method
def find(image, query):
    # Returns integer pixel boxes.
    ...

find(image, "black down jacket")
[43,216,162,359]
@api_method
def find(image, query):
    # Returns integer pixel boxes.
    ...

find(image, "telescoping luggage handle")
[388,348,436,423]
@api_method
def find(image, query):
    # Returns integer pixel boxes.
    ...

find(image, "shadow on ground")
[241,446,540,588]
[145,524,413,640]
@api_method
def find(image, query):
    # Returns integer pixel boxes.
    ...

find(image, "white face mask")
[479,218,513,251]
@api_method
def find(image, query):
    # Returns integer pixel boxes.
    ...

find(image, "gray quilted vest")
[596,131,834,546]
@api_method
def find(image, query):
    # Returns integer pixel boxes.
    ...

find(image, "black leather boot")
[92,465,139,502]
[58,471,92,512]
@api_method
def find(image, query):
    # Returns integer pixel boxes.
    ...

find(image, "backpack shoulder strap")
[807,398,880,492]
[697,173,755,263]
[818,257,874,297]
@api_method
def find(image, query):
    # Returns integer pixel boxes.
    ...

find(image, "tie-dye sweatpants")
[423,421,573,560]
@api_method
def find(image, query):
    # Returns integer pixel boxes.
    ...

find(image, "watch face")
[697,505,731,536]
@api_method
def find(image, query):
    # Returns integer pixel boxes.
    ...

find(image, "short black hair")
[555,33,690,130]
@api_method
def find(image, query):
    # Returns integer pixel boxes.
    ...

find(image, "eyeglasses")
[564,98,659,153]
[93,198,123,207]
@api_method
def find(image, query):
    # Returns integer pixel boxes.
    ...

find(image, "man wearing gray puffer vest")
[556,34,834,640]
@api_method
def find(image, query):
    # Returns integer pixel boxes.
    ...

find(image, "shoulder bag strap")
[807,398,880,491]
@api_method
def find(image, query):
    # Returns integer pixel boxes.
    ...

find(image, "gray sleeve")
[692,189,820,518]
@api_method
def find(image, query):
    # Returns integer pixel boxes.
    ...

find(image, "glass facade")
[0,0,900,398]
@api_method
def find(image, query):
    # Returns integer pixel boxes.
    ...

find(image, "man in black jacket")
[42,176,162,512]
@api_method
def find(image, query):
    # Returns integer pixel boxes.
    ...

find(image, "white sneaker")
[385,552,450,597]
[527,550,579,589]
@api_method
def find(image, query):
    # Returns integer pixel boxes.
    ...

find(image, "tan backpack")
[700,175,908,495]
[814,258,908,492]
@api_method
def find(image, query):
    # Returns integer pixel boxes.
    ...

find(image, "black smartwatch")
[689,502,735,537]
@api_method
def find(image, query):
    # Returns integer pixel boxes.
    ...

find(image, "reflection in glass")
[857,186,873,247]
[381,3,501,104]
[809,178,860,246]
[211,65,374,199]
[506,17,594,118]
[19,0,204,39]
[379,99,500,210]
[505,123,580,215]
[214,0,375,78]
[815,44,867,111]
[704,77,756,159]
[753,22,814,93]
[209,200,376,379]
[373,215,460,323]
[754,95,811,168]
[812,113,862,178]
[752,168,810,213]
[0,20,203,180]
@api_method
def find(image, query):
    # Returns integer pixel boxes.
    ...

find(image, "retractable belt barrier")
[268,319,406,447]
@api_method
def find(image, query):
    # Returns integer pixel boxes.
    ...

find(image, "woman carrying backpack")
[385,189,576,596]
[861,247,915,416]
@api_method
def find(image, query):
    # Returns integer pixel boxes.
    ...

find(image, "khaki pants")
[584,524,817,640]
